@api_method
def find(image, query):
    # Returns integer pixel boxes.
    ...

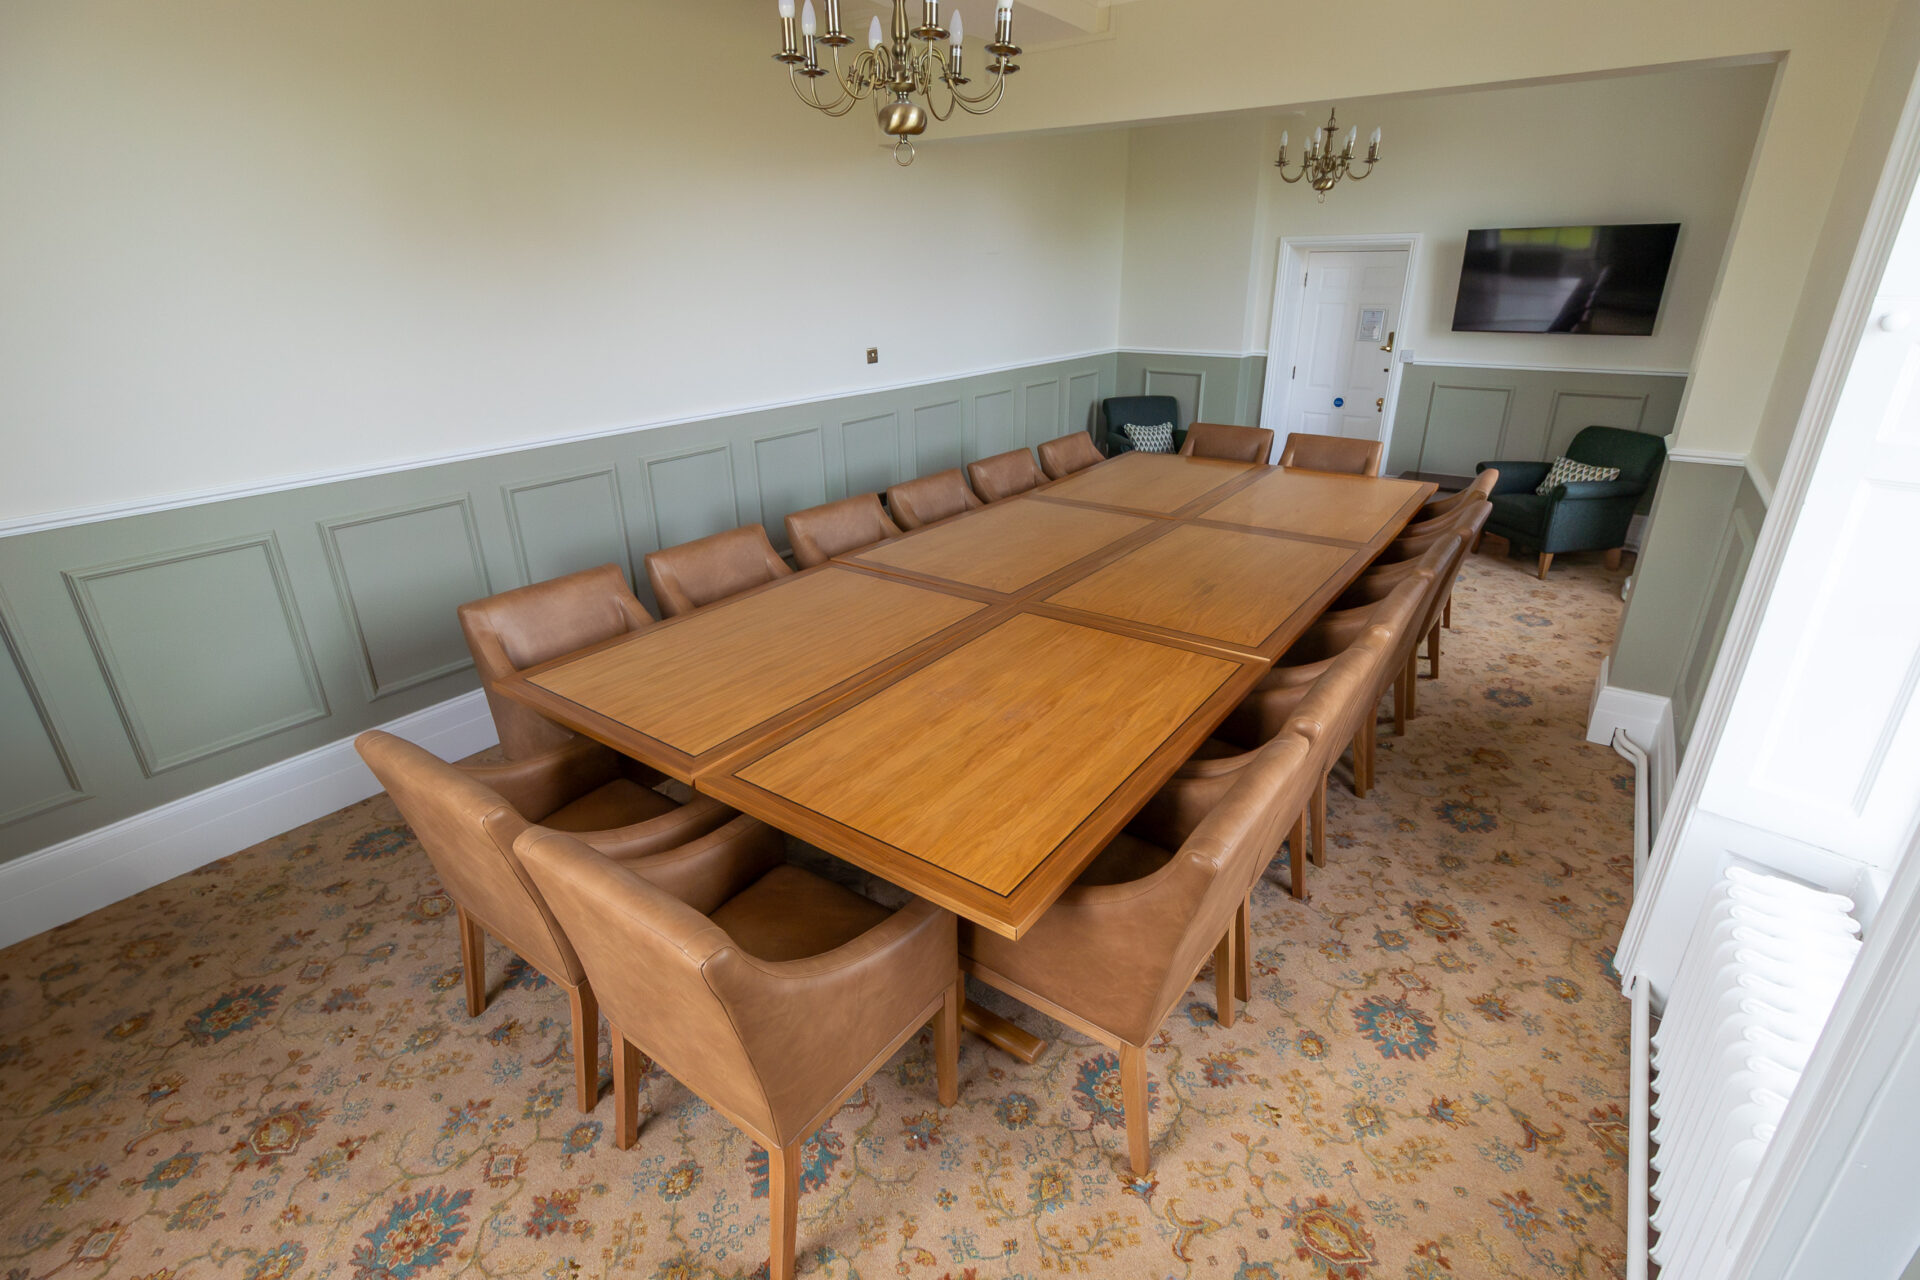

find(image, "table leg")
[960,1000,1048,1064]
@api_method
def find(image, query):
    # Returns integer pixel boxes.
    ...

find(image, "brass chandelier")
[774,0,1023,166]
[1277,108,1383,201]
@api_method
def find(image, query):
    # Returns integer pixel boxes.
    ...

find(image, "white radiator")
[1643,865,1862,1276]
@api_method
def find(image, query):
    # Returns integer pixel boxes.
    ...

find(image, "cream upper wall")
[1117,64,1775,370]
[0,1,1128,524]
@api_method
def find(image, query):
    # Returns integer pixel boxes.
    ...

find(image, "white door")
[1284,250,1410,449]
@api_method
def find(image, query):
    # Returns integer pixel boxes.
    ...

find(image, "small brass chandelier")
[775,0,1023,166]
[1277,108,1382,201]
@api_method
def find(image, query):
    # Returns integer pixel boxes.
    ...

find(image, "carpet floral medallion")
[0,553,1637,1280]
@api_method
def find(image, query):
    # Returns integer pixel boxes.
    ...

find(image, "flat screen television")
[1451,223,1680,335]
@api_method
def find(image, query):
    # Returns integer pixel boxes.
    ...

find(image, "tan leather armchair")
[1179,421,1275,463]
[518,825,960,1280]
[1413,468,1499,526]
[885,469,983,530]
[645,524,794,618]
[1367,492,1493,632]
[1350,502,1488,695]
[459,564,655,762]
[354,730,739,1111]
[784,494,901,569]
[962,730,1318,1174]
[1037,431,1103,480]
[966,448,1046,503]
[1280,432,1384,476]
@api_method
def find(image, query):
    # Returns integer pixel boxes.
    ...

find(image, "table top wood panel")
[1194,467,1432,544]
[500,567,991,780]
[706,612,1262,936]
[844,497,1157,597]
[1033,450,1261,516]
[1042,523,1361,659]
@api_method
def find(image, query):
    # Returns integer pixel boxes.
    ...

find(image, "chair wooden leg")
[1288,810,1308,901]
[1214,929,1237,1027]
[1605,547,1624,570]
[1428,622,1441,680]
[1235,898,1252,1002]
[1537,552,1553,579]
[1119,1043,1151,1176]
[567,982,599,1113]
[612,1025,642,1149]
[1405,651,1419,719]
[456,907,486,1018]
[767,1138,803,1280]
[1311,774,1327,868]
[1394,669,1408,737]
[936,976,961,1107]
[1444,591,1453,630]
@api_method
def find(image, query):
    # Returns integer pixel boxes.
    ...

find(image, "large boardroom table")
[496,451,1434,1059]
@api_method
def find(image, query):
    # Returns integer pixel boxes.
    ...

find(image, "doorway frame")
[1259,233,1423,474]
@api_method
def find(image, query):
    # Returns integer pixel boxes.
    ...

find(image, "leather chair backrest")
[785,494,901,569]
[967,448,1045,503]
[1567,425,1667,491]
[1410,470,1497,529]
[1100,395,1181,452]
[517,826,781,1139]
[645,524,794,618]
[355,730,583,984]
[886,469,984,530]
[1279,631,1394,753]
[1280,432,1385,477]
[1141,731,1319,1027]
[1417,504,1488,634]
[1037,431,1103,480]
[1180,422,1275,463]
[458,563,654,759]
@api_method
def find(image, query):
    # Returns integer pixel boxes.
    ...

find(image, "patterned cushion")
[1536,456,1621,495]
[1121,422,1176,454]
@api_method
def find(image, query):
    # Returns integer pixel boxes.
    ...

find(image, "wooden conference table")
[497,452,1432,1055]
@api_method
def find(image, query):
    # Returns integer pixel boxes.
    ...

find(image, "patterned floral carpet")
[0,550,1637,1280]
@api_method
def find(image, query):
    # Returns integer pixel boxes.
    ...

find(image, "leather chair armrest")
[1552,478,1643,502]
[616,813,785,916]
[461,737,622,822]
[574,795,741,867]
[1481,460,1550,495]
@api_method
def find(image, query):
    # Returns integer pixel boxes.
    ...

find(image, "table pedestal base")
[960,1002,1047,1064]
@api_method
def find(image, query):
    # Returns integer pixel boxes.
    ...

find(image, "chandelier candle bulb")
[800,0,816,36]
[869,15,883,47]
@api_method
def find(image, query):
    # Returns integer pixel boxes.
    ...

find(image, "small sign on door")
[1357,308,1387,343]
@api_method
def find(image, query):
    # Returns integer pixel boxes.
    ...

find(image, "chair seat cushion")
[542,778,678,833]
[712,864,891,962]
[1488,491,1550,536]
[1075,831,1176,887]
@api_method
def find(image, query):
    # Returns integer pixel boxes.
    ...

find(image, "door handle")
[1375,397,1385,412]
[1379,329,1396,353]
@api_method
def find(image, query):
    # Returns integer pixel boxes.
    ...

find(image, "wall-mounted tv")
[1451,223,1681,335]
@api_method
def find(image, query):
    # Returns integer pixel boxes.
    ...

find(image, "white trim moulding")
[0,689,499,952]
[1404,358,1691,378]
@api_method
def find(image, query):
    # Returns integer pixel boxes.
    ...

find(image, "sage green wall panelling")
[975,391,1017,459]
[503,469,632,586]
[1386,365,1687,481]
[322,500,492,701]
[1114,352,1270,430]
[0,601,86,825]
[1411,385,1513,479]
[915,401,966,475]
[0,352,1119,865]
[842,412,903,496]
[67,535,331,775]
[1605,460,1768,756]
[1024,379,1063,448]
[1674,473,1767,748]
[1068,371,1103,438]
[643,445,739,553]
[751,428,829,553]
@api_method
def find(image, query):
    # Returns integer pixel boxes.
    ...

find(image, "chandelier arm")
[925,76,959,123]
[950,74,1008,114]
[790,65,853,114]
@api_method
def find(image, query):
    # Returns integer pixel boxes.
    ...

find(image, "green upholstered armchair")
[1099,396,1185,455]
[1477,426,1666,578]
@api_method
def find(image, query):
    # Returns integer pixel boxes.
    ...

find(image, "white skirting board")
[1589,658,1677,832]
[0,690,498,952]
